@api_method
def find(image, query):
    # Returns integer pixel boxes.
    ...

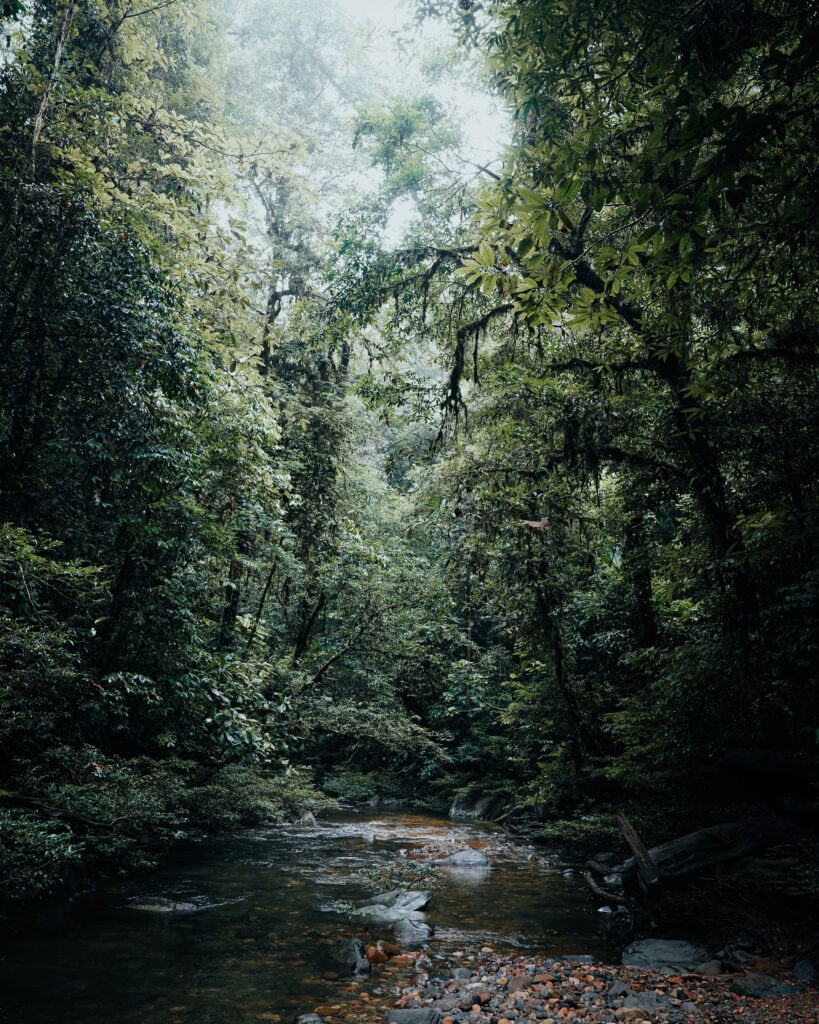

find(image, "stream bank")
[377,947,819,1024]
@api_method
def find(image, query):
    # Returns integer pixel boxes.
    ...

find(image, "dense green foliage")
[342,0,819,817]
[1,0,816,906]
[0,0,454,905]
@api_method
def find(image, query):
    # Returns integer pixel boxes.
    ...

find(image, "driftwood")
[494,803,530,825]
[583,870,630,905]
[586,815,803,900]
[616,812,660,892]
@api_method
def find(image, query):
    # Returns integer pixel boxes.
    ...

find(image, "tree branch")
[0,791,124,831]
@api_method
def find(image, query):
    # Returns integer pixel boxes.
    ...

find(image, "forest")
[0,0,817,918]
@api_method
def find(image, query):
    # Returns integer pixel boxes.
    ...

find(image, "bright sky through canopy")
[334,0,508,168]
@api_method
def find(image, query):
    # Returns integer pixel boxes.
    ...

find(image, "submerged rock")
[392,918,433,944]
[622,938,710,972]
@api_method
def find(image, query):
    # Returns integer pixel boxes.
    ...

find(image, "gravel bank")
[383,950,818,1024]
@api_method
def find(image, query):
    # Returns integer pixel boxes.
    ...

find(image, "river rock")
[354,956,372,975]
[327,937,364,971]
[358,890,431,912]
[794,959,818,984]
[731,972,798,997]
[351,889,430,923]
[295,1016,326,1024]
[383,1010,442,1024]
[434,848,490,868]
[696,958,725,975]
[126,899,199,913]
[351,905,426,923]
[392,918,433,943]
[448,793,507,821]
[622,938,710,972]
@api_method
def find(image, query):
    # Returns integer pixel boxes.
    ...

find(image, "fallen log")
[596,816,802,892]
[616,812,660,893]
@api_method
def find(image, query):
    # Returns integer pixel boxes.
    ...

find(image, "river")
[0,809,618,1023]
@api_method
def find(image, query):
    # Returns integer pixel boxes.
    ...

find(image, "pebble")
[293,944,818,1024]
[382,949,819,1024]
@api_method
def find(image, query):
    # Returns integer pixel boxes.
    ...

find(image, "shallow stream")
[0,809,617,1023]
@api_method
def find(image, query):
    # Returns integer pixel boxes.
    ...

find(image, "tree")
[0,0,302,903]
[342,0,818,802]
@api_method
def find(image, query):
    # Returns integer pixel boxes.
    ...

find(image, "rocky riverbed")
[298,942,818,1024]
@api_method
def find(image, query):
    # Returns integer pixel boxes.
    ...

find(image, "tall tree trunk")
[219,530,252,649]
[31,0,77,167]
[291,591,327,664]
[622,489,657,646]
[535,586,585,769]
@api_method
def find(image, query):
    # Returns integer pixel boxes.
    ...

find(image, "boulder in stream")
[351,905,425,923]
[351,889,431,923]
[358,890,431,912]
[434,849,490,868]
[368,796,405,810]
[448,793,507,821]
[327,937,365,971]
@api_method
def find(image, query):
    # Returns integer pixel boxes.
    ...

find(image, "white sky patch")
[334,0,509,243]
[335,0,413,32]
[335,0,508,165]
